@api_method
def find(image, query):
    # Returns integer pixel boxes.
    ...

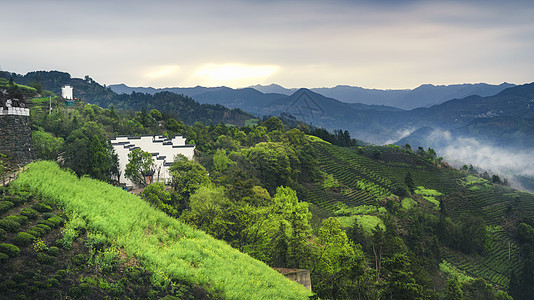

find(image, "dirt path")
[1,167,23,186]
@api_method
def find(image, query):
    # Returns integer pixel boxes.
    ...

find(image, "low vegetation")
[10,161,312,299]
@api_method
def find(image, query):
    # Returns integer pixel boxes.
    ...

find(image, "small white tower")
[61,85,73,100]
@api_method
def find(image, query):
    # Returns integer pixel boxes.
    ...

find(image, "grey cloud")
[2,0,534,88]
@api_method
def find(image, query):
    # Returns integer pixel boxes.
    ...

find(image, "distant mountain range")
[109,81,531,148]
[3,69,532,184]
[111,82,515,110]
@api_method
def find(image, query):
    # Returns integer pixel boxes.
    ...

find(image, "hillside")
[0,71,254,127]
[0,187,213,299]
[3,71,534,298]
[7,161,312,299]
[300,140,533,291]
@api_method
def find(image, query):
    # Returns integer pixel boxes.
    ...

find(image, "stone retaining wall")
[0,108,33,165]
[274,268,312,291]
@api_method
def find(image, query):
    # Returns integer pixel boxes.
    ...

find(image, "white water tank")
[62,85,73,99]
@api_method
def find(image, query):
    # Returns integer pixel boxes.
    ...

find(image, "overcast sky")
[2,0,533,89]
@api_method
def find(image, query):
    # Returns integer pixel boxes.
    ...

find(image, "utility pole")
[49,96,52,113]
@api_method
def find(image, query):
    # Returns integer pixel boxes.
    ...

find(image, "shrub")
[86,232,108,251]
[34,280,47,289]
[54,269,67,280]
[17,191,32,202]
[106,282,124,297]
[79,283,93,296]
[13,232,36,246]
[0,201,14,213]
[38,219,55,228]
[0,252,8,262]
[4,196,25,206]
[11,274,25,283]
[0,243,20,257]
[47,216,63,228]
[47,246,60,256]
[27,285,38,294]
[59,227,78,249]
[42,212,55,219]
[27,227,45,237]
[69,286,83,298]
[5,215,29,226]
[32,202,52,213]
[32,238,47,252]
[125,267,144,284]
[36,252,54,265]
[0,228,6,240]
[20,208,39,219]
[73,253,88,267]
[36,224,51,233]
[0,219,21,232]
[47,278,60,288]
[0,279,16,292]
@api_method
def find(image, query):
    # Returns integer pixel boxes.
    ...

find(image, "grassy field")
[10,161,312,300]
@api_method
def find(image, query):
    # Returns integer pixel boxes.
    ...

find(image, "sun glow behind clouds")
[145,65,181,79]
[191,63,280,87]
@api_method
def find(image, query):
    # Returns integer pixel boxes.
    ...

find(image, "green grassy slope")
[10,161,312,300]
[0,190,207,299]
[301,139,534,289]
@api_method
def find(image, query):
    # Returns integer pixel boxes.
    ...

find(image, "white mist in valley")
[382,127,416,145]
[442,137,534,191]
[401,128,534,192]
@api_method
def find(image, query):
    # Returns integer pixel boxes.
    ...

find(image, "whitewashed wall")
[61,85,73,100]
[110,135,195,187]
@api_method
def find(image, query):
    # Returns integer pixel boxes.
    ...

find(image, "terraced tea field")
[302,140,534,289]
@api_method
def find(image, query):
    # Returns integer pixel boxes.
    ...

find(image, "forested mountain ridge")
[0,71,254,127]
[5,70,530,151]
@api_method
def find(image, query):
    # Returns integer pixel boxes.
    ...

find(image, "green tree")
[380,252,424,299]
[165,118,183,133]
[444,276,464,300]
[32,130,64,161]
[243,142,299,192]
[169,155,210,201]
[63,122,118,182]
[125,148,155,187]
[405,172,415,193]
[312,218,368,299]
[141,182,177,216]
[149,109,162,121]
[247,125,269,145]
[271,186,312,268]
[262,116,284,132]
[180,185,232,237]
[212,149,235,173]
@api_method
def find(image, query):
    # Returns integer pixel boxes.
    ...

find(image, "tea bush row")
[0,243,20,257]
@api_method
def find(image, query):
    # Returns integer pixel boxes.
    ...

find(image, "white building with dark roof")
[110,135,195,187]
